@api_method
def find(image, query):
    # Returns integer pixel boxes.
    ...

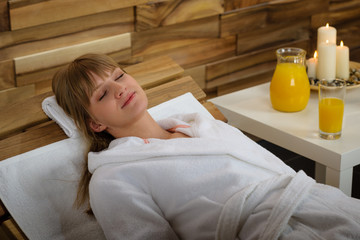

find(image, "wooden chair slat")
[202,101,227,122]
[1,218,27,240]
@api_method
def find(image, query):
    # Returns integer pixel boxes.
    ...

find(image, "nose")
[113,82,124,99]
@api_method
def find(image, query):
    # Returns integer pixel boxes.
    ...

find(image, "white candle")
[317,40,336,81]
[336,41,350,80]
[317,23,337,49]
[307,51,318,79]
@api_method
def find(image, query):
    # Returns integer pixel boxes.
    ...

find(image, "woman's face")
[87,67,148,134]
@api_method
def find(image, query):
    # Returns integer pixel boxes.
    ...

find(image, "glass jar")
[270,48,310,112]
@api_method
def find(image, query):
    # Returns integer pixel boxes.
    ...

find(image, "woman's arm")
[89,177,179,240]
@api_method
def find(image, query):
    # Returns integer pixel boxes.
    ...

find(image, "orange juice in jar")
[270,48,310,112]
[319,97,344,134]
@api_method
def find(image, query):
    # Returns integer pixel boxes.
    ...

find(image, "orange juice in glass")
[270,48,310,112]
[318,80,346,140]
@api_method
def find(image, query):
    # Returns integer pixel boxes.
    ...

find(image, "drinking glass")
[318,79,346,140]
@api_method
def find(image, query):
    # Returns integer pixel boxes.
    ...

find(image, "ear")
[89,119,107,132]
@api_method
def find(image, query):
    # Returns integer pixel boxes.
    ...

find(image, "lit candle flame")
[314,51,318,58]
[340,41,344,47]
[326,23,329,27]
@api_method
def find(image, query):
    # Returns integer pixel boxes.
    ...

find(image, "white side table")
[210,82,360,196]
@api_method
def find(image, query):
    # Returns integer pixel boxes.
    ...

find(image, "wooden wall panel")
[0,8,134,62]
[267,0,329,23]
[14,33,131,75]
[221,4,267,37]
[224,0,271,10]
[9,0,146,30]
[0,0,359,134]
[136,0,224,31]
[166,36,236,69]
[132,15,219,57]
[1,8,134,50]
[237,19,310,55]
[0,59,14,91]
[0,0,9,32]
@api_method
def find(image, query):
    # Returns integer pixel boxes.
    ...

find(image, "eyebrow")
[92,68,123,92]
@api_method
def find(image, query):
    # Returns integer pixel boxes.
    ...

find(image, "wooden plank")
[146,76,206,108]
[220,4,268,37]
[224,0,272,11]
[34,80,51,95]
[138,35,236,70]
[237,19,310,55]
[169,36,236,69]
[202,101,227,122]
[1,218,27,240]
[217,70,273,95]
[9,0,147,30]
[207,61,276,89]
[0,91,51,139]
[124,56,184,89]
[0,121,66,161]
[0,85,35,108]
[0,59,15,91]
[184,65,206,89]
[207,47,277,81]
[268,0,329,23]
[336,19,360,50]
[14,33,131,75]
[132,15,219,57]
[0,22,133,63]
[136,0,223,31]
[0,0,9,32]
[350,47,360,63]
[16,65,62,87]
[329,0,360,11]
[311,4,360,29]
[1,7,134,50]
[16,48,132,87]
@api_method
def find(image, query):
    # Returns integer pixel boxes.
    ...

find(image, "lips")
[121,92,135,109]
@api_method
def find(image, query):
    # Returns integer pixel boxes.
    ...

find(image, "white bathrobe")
[88,113,360,240]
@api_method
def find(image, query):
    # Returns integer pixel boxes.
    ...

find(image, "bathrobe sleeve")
[89,172,179,240]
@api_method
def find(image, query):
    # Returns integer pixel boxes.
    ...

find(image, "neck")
[108,111,172,139]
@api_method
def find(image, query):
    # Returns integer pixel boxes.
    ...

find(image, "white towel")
[0,137,105,240]
[42,96,79,138]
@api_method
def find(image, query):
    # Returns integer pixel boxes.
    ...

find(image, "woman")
[53,53,360,240]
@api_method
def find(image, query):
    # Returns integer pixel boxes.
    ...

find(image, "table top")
[210,82,360,171]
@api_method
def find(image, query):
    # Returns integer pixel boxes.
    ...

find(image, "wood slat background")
[1,0,360,114]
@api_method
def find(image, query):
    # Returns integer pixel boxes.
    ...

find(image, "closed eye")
[115,73,124,81]
[99,90,107,101]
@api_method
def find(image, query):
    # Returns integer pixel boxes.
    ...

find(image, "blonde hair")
[52,53,120,212]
